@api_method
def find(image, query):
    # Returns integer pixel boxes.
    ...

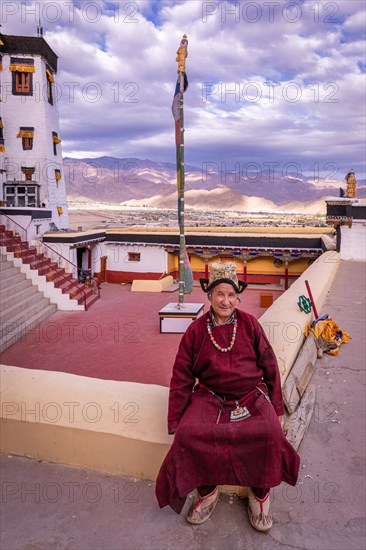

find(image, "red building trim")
[106,270,167,284]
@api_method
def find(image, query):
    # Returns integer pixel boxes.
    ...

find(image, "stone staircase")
[0,225,99,311]
[0,256,58,354]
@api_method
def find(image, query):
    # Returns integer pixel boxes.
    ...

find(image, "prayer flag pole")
[178,69,185,305]
[173,34,189,305]
[158,37,200,334]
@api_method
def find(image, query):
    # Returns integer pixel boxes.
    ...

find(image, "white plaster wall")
[28,218,53,240]
[42,242,78,276]
[36,241,106,278]
[0,213,32,236]
[0,212,52,241]
[91,242,106,274]
[106,244,168,274]
[340,222,366,261]
[1,52,68,229]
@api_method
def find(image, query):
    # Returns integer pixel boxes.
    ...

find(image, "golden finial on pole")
[176,34,188,73]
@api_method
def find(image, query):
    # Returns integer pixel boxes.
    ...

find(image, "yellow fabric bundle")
[305,318,351,355]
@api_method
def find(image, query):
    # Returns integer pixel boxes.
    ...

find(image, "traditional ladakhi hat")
[200,262,248,294]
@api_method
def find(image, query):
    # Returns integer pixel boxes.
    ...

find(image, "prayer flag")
[172,72,188,147]
[183,245,193,294]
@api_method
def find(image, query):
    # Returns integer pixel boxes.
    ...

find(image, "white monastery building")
[0,32,68,229]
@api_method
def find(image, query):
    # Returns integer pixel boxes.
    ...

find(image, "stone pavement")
[1,260,365,550]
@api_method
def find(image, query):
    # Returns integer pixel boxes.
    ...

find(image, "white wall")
[91,241,107,274]
[340,221,366,261]
[105,243,168,274]
[33,241,78,277]
[40,241,107,278]
[0,210,52,241]
[1,50,68,229]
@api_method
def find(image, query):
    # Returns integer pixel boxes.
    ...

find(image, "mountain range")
[63,156,365,214]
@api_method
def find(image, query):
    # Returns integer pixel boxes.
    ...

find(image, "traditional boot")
[248,488,273,532]
[186,486,219,524]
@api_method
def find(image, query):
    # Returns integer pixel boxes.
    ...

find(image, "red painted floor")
[1,284,283,387]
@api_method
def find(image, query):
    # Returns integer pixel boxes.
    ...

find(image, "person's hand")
[278,416,283,426]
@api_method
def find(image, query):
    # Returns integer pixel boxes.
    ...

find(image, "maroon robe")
[156,309,300,513]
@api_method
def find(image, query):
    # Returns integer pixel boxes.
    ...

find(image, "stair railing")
[0,212,100,302]
[0,212,28,243]
[38,240,100,299]
[0,223,89,309]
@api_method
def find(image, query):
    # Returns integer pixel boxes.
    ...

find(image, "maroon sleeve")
[167,325,197,434]
[253,318,285,416]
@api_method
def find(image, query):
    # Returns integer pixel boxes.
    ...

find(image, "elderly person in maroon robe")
[156,262,300,532]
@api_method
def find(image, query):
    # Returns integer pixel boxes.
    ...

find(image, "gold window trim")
[17,130,34,139]
[46,69,55,83]
[52,136,62,144]
[0,145,5,153]
[10,64,36,73]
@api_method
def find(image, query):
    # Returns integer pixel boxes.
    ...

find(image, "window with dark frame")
[0,117,4,152]
[22,136,33,150]
[4,186,16,206]
[17,127,34,150]
[15,72,31,93]
[4,182,38,207]
[128,252,141,262]
[10,58,35,96]
[52,131,61,155]
[46,67,54,105]
[55,169,61,184]
[47,80,53,104]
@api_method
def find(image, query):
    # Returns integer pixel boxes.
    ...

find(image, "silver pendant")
[230,402,251,422]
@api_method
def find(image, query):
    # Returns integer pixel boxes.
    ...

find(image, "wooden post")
[243,258,247,283]
[285,258,289,290]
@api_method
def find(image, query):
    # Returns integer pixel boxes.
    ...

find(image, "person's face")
[209,283,238,322]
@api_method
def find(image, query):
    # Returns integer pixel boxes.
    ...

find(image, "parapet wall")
[0,367,172,480]
[0,251,340,480]
[259,250,340,381]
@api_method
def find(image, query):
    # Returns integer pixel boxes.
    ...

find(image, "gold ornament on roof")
[345,169,356,198]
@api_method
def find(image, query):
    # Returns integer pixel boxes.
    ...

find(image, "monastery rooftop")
[44,226,334,240]
[105,226,334,236]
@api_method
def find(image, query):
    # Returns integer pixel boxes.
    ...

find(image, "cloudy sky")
[3,0,366,179]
